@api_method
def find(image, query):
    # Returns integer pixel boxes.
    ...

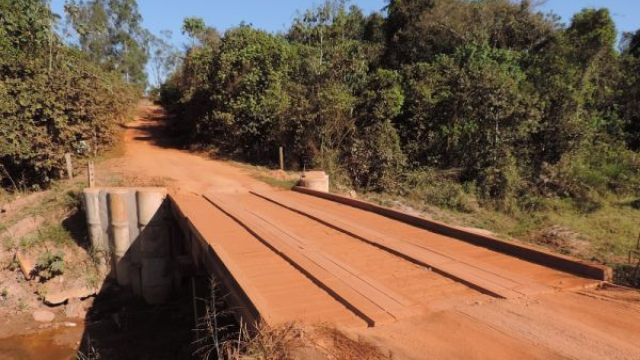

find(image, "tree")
[400,44,534,201]
[147,30,180,88]
[0,0,140,190]
[348,69,405,190]
[182,17,205,39]
[383,0,556,67]
[65,0,149,84]
[197,26,292,159]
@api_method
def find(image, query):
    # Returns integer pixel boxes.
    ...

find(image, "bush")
[36,250,65,280]
[401,170,479,213]
[0,0,140,191]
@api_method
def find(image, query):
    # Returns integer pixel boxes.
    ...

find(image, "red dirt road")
[121,104,640,360]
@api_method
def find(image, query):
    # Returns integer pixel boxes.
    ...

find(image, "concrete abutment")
[83,187,186,305]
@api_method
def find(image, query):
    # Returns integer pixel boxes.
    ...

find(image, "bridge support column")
[108,189,131,287]
[137,188,172,304]
[83,188,107,276]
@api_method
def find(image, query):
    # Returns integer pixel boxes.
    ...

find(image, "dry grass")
[224,323,304,360]
[103,173,170,188]
[310,326,392,360]
[194,280,304,360]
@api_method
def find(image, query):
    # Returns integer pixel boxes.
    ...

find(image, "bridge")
[81,184,640,358]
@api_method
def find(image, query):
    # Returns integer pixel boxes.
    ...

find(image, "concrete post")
[136,188,171,304]
[301,170,329,192]
[83,188,107,276]
[136,189,166,232]
[87,162,95,187]
[64,153,73,180]
[108,189,131,286]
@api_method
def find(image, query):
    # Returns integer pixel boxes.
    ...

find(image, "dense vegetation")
[161,0,640,215]
[0,0,147,190]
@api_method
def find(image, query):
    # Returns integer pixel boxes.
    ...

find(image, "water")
[0,328,78,360]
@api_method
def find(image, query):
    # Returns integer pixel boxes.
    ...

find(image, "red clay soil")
[121,104,640,360]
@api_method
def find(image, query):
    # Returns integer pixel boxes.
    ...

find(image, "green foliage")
[566,8,616,67]
[348,69,405,190]
[0,0,140,190]
[400,170,479,213]
[160,0,640,218]
[182,17,206,38]
[400,44,532,203]
[36,250,65,280]
[65,0,149,84]
[384,0,555,66]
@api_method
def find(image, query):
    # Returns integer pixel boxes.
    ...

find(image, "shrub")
[0,0,140,191]
[36,250,65,280]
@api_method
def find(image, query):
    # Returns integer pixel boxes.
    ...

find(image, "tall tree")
[146,30,179,88]
[64,0,149,84]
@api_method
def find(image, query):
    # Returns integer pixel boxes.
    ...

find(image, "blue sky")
[50,0,640,84]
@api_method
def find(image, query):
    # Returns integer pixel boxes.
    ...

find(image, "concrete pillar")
[136,188,171,304]
[83,188,107,276]
[108,189,131,287]
[136,189,166,231]
[301,171,330,192]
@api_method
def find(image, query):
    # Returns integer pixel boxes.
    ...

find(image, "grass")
[312,326,392,360]
[220,158,300,190]
[228,156,640,267]
[19,223,75,250]
[360,186,640,266]
[254,176,298,190]
[2,236,13,252]
[17,299,28,312]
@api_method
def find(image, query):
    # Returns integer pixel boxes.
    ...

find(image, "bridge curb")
[292,186,613,282]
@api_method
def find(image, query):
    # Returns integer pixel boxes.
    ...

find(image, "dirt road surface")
[113,103,272,194]
[118,103,640,360]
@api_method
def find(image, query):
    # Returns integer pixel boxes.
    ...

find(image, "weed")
[40,224,74,247]
[77,334,101,360]
[36,284,48,300]
[36,250,65,280]
[193,280,234,360]
[20,224,74,250]
[312,326,392,360]
[17,299,28,312]
[224,323,303,360]
[19,234,41,250]
[194,279,303,360]
[2,236,13,251]
[85,269,99,289]
[401,170,479,213]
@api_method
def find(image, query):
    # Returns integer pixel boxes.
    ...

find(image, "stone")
[64,298,85,319]
[15,251,34,280]
[32,310,55,323]
[44,287,96,306]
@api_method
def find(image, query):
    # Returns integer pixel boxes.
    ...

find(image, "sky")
[50,0,640,85]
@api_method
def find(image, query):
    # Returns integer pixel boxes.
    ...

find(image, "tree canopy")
[0,0,142,190]
[160,0,640,213]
